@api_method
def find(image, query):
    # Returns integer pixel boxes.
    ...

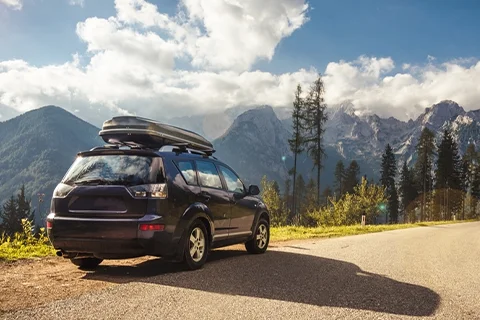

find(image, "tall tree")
[462,143,477,218]
[283,178,292,220]
[0,196,21,236]
[303,76,328,205]
[434,128,462,220]
[380,144,398,223]
[471,164,480,218]
[17,185,32,223]
[334,160,346,199]
[414,127,436,221]
[344,160,361,194]
[322,186,333,207]
[272,181,280,195]
[304,178,318,213]
[288,84,305,219]
[295,174,306,216]
[399,161,418,223]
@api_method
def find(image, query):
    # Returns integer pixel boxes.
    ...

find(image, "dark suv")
[47,145,270,270]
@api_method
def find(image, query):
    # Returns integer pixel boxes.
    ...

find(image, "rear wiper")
[74,178,112,186]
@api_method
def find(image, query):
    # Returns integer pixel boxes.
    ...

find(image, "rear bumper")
[47,213,181,259]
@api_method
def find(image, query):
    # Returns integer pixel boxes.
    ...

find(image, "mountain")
[212,106,349,191]
[168,105,294,141]
[0,106,103,221]
[1,99,479,214]
[322,100,480,172]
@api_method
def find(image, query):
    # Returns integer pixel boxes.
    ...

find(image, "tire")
[183,219,209,270]
[70,257,103,270]
[245,218,269,254]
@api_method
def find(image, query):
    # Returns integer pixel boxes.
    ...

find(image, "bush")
[0,219,54,260]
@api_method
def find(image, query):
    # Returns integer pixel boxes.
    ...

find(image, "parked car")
[47,116,270,270]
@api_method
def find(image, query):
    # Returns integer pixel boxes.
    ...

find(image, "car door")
[217,164,256,238]
[195,160,231,241]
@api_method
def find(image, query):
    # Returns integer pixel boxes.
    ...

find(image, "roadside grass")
[0,241,55,261]
[0,219,55,261]
[1,219,477,261]
[270,219,477,242]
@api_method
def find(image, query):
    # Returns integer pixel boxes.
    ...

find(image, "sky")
[0,0,480,126]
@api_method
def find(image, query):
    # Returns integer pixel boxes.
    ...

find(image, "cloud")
[0,0,312,124]
[69,0,85,7]
[323,56,480,120]
[0,0,22,10]
[1,0,480,126]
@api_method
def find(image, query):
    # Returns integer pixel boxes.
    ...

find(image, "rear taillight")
[46,221,53,229]
[129,184,167,199]
[139,224,165,231]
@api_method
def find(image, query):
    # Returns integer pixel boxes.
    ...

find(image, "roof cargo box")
[99,116,214,152]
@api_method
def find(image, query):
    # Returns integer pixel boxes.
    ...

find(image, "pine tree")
[399,161,418,223]
[303,76,328,205]
[462,144,477,218]
[434,128,462,220]
[380,144,398,223]
[414,127,436,221]
[322,186,333,207]
[284,178,292,216]
[304,178,318,213]
[334,160,346,199]
[17,185,32,225]
[288,84,306,219]
[0,196,21,236]
[344,160,361,194]
[471,165,480,218]
[295,174,306,217]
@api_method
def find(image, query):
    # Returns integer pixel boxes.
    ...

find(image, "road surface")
[3,222,480,319]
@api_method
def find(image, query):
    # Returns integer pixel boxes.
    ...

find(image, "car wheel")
[245,218,269,254]
[183,219,209,270]
[70,257,103,270]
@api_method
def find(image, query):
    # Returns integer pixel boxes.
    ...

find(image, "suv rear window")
[62,155,164,186]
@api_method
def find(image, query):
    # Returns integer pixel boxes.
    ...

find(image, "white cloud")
[323,56,480,120]
[0,0,22,10]
[1,0,480,126]
[69,0,85,7]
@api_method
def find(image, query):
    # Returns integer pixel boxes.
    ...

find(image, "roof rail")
[159,144,217,158]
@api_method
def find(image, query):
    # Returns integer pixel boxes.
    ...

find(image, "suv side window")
[196,160,223,189]
[175,160,197,185]
[219,165,245,194]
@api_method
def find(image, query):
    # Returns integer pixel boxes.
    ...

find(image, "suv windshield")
[63,155,163,186]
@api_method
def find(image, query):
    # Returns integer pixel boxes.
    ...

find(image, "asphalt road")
[3,222,480,320]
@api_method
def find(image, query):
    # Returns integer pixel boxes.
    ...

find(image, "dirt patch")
[0,255,154,314]
[0,242,301,314]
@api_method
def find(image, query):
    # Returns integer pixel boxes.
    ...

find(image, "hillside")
[0,106,103,221]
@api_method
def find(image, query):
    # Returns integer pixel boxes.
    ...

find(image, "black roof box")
[99,116,214,152]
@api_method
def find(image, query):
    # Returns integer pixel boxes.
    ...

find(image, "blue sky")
[1,0,480,124]
[2,0,479,72]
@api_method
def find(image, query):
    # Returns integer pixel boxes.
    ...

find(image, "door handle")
[200,192,211,202]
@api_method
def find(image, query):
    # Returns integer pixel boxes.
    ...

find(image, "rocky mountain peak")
[418,100,465,128]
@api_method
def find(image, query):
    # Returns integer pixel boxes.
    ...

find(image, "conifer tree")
[380,144,398,223]
[414,127,436,221]
[288,84,306,218]
[303,76,328,205]
[0,196,20,236]
[434,128,462,220]
[334,160,346,199]
[344,160,361,194]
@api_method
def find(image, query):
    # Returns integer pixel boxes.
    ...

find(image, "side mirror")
[248,185,260,196]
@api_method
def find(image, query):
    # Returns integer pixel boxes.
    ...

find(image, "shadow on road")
[84,249,440,317]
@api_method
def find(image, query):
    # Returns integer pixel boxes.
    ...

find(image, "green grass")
[270,220,477,242]
[0,242,55,261]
